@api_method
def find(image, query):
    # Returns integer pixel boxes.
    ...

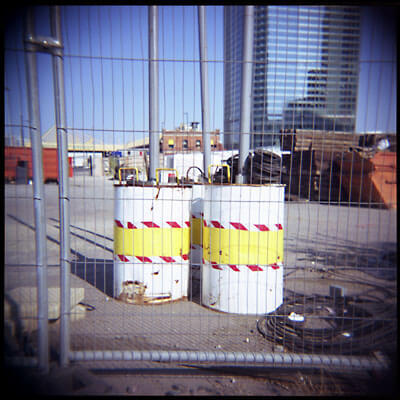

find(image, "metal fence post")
[198,6,211,177]
[237,5,254,184]
[50,5,71,367]
[148,5,159,183]
[24,7,49,374]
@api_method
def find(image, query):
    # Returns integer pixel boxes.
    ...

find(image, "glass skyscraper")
[223,6,361,149]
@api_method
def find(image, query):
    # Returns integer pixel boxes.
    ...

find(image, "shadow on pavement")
[7,214,114,297]
[285,237,397,280]
[7,214,201,301]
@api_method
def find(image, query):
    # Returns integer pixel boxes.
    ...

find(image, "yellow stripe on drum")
[190,217,203,246]
[203,227,284,265]
[114,226,190,257]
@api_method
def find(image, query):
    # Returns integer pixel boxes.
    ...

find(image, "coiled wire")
[246,149,284,184]
[211,149,284,184]
[257,291,396,355]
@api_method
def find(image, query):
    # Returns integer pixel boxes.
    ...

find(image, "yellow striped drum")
[202,184,285,314]
[114,185,192,303]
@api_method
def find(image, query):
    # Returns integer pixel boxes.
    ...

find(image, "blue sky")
[5,6,224,146]
[4,6,397,147]
[356,7,397,133]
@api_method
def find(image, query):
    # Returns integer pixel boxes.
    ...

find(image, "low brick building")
[160,122,223,154]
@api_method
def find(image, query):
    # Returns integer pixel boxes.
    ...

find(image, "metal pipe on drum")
[148,6,159,183]
[198,6,211,179]
[50,5,71,367]
[237,6,255,184]
[24,7,49,374]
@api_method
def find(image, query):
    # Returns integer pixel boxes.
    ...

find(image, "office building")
[223,6,361,149]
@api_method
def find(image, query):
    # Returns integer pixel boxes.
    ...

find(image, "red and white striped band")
[203,220,283,231]
[115,219,191,229]
[202,260,282,272]
[116,254,189,263]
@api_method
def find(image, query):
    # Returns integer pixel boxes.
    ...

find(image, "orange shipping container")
[339,151,396,209]
[4,146,73,182]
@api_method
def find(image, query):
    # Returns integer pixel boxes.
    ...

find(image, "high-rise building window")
[224,6,360,149]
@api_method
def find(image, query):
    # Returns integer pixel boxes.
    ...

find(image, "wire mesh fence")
[4,5,397,380]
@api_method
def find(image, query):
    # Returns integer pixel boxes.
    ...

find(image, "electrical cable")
[185,166,205,182]
[257,291,396,355]
[211,153,239,183]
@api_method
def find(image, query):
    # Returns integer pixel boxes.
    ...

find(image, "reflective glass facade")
[223,6,360,149]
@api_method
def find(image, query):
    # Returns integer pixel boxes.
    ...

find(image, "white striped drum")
[202,184,285,314]
[114,185,192,303]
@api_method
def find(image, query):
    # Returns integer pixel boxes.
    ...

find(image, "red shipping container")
[4,146,73,182]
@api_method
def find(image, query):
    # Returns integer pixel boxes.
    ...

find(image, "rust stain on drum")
[118,280,147,304]
[118,280,188,305]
